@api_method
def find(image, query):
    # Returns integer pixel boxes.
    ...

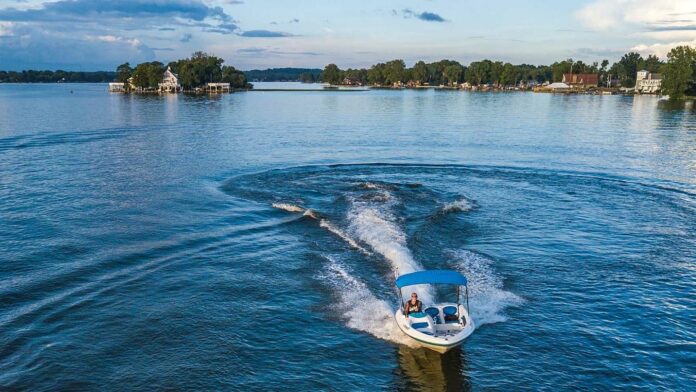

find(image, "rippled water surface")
[1,83,695,391]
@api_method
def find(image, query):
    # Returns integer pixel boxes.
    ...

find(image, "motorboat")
[394,270,475,353]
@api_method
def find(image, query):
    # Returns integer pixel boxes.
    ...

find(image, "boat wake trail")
[271,202,371,255]
[451,249,524,326]
[271,202,304,213]
[346,186,435,304]
[319,255,416,346]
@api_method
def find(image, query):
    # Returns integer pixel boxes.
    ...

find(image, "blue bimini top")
[395,270,467,288]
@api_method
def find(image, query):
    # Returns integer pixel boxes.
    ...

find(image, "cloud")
[575,0,696,31]
[0,0,231,22]
[180,33,192,42]
[575,1,696,58]
[0,0,238,32]
[236,47,319,56]
[239,30,294,37]
[631,39,696,58]
[0,23,155,70]
[401,9,446,22]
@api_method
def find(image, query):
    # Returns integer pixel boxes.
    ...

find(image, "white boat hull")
[395,304,475,353]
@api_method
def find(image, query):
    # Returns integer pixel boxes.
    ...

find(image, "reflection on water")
[395,346,470,391]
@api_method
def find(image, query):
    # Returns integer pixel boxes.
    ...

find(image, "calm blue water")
[1,83,694,391]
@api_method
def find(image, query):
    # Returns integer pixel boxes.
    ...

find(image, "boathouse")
[206,82,231,93]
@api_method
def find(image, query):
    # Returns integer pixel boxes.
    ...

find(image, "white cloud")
[576,0,696,58]
[631,39,696,58]
[576,0,696,31]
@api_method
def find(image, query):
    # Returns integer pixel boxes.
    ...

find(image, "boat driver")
[404,292,423,316]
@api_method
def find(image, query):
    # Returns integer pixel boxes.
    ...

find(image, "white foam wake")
[319,256,416,346]
[319,220,372,255]
[441,198,475,213]
[347,195,434,304]
[452,250,523,326]
[272,202,369,254]
[271,202,304,213]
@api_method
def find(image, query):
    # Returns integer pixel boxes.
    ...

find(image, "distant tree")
[116,63,132,88]
[221,65,248,88]
[412,61,428,84]
[641,54,663,73]
[132,61,164,89]
[322,63,341,85]
[490,61,504,85]
[441,64,462,85]
[500,63,518,86]
[367,63,385,85]
[661,46,696,100]
[298,72,315,83]
[551,59,573,82]
[617,52,643,87]
[383,59,406,85]
[466,61,490,85]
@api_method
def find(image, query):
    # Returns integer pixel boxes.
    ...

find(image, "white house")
[158,66,181,93]
[635,70,662,94]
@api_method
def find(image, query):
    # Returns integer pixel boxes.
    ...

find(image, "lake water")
[0,83,694,391]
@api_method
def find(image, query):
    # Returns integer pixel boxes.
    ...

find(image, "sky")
[1,0,696,71]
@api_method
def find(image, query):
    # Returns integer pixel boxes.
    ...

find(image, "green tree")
[466,61,490,85]
[322,63,341,85]
[383,59,406,85]
[221,65,248,88]
[617,52,643,87]
[367,63,385,85]
[661,46,696,100]
[641,54,663,73]
[116,63,132,86]
[443,64,463,86]
[412,61,428,84]
[490,61,504,85]
[500,63,517,86]
[132,61,164,89]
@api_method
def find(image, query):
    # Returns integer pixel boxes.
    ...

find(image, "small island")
[108,52,251,94]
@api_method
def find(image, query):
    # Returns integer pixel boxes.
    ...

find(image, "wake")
[271,202,371,255]
[346,188,435,304]
[318,256,416,346]
[452,249,524,326]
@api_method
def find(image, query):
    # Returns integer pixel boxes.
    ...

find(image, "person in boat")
[404,292,423,316]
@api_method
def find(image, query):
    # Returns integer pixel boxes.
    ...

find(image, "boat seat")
[409,312,436,334]
[443,306,459,324]
[424,307,441,324]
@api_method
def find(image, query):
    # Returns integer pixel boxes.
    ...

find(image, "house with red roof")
[562,73,598,88]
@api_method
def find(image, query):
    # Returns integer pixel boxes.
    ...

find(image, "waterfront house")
[562,73,599,88]
[158,66,181,93]
[635,70,662,94]
[342,77,363,86]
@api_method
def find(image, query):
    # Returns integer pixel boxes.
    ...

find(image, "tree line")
[0,70,116,83]
[115,52,250,90]
[320,52,666,88]
[244,67,321,82]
